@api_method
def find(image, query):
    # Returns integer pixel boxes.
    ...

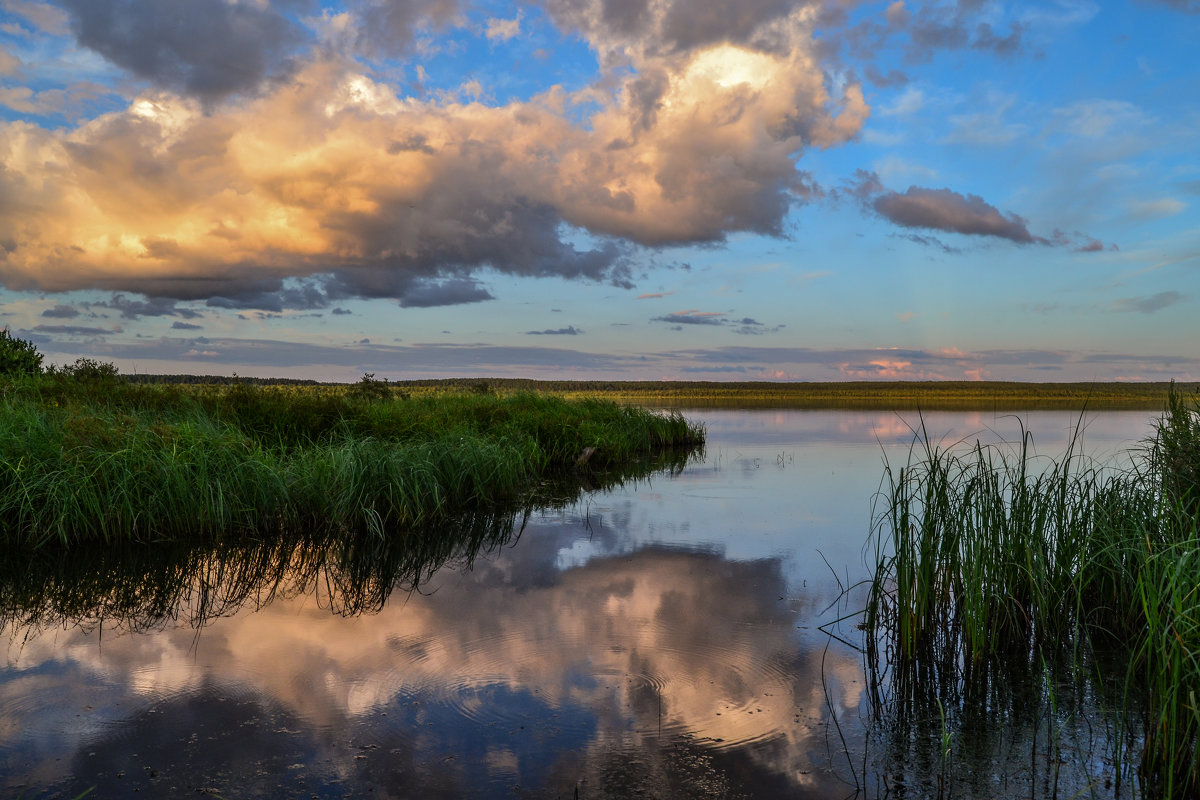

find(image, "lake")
[1,408,1161,798]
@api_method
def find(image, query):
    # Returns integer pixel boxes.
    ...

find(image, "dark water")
[0,409,1158,798]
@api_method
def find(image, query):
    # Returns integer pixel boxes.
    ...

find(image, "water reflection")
[1,409,1158,798]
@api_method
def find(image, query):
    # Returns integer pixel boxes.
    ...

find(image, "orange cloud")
[0,24,866,307]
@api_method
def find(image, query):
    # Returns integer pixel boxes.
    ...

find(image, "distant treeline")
[124,373,327,386]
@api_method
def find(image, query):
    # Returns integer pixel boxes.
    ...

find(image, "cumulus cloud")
[0,3,867,309]
[52,0,310,105]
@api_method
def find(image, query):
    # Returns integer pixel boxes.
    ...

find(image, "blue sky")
[0,0,1196,381]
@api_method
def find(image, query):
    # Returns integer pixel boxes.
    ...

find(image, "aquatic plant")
[864,385,1200,798]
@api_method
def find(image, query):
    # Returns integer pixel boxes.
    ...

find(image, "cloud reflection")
[2,537,864,796]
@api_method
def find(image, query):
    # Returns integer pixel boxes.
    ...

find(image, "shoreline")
[126,376,1198,410]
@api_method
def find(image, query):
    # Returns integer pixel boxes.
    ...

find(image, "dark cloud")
[538,0,806,57]
[732,317,784,335]
[53,0,309,104]
[96,294,203,320]
[41,304,80,319]
[652,310,726,326]
[171,321,203,330]
[864,65,909,88]
[331,307,353,316]
[352,0,460,59]
[873,186,1038,243]
[205,282,329,312]
[526,326,583,335]
[33,324,115,336]
[395,278,495,308]
[1110,291,1185,314]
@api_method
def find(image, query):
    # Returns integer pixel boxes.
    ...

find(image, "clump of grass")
[0,370,704,547]
[865,384,1200,798]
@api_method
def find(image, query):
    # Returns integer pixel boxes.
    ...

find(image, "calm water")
[1,409,1159,798]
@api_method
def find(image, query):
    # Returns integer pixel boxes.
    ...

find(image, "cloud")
[41,304,79,318]
[396,278,494,308]
[873,185,1038,243]
[652,309,726,325]
[32,323,116,336]
[637,291,674,299]
[845,170,1111,249]
[893,232,961,253]
[485,12,522,42]
[94,294,203,320]
[1128,198,1186,219]
[0,22,865,308]
[732,316,784,335]
[0,46,20,76]
[53,0,310,105]
[344,0,461,60]
[1110,291,1185,314]
[170,320,203,330]
[526,325,582,335]
[1140,0,1199,12]
[331,307,353,315]
[4,0,70,35]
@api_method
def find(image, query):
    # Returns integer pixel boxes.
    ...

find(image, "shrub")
[0,328,43,377]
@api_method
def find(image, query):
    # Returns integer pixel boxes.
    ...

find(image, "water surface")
[1,409,1158,798]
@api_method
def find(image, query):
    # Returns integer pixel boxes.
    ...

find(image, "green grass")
[864,384,1200,797]
[0,374,703,547]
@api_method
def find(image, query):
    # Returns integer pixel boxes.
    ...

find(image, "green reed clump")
[865,386,1200,797]
[0,374,703,547]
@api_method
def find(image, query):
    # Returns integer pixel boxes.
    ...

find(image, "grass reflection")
[0,450,695,638]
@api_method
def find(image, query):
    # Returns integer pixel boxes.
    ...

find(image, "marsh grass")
[865,386,1200,797]
[0,377,703,547]
[0,447,686,639]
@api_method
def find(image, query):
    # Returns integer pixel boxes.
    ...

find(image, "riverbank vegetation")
[127,375,1194,410]
[0,339,703,549]
[864,385,1200,797]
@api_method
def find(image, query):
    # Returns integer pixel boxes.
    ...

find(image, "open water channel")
[1,408,1160,798]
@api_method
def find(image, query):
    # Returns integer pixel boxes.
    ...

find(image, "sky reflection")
[0,409,1159,797]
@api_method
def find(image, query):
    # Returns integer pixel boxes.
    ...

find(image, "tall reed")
[865,386,1200,797]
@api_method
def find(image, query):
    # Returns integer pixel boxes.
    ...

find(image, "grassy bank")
[0,371,703,548]
[864,385,1200,797]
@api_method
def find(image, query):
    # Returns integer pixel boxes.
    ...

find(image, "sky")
[0,0,1197,382]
